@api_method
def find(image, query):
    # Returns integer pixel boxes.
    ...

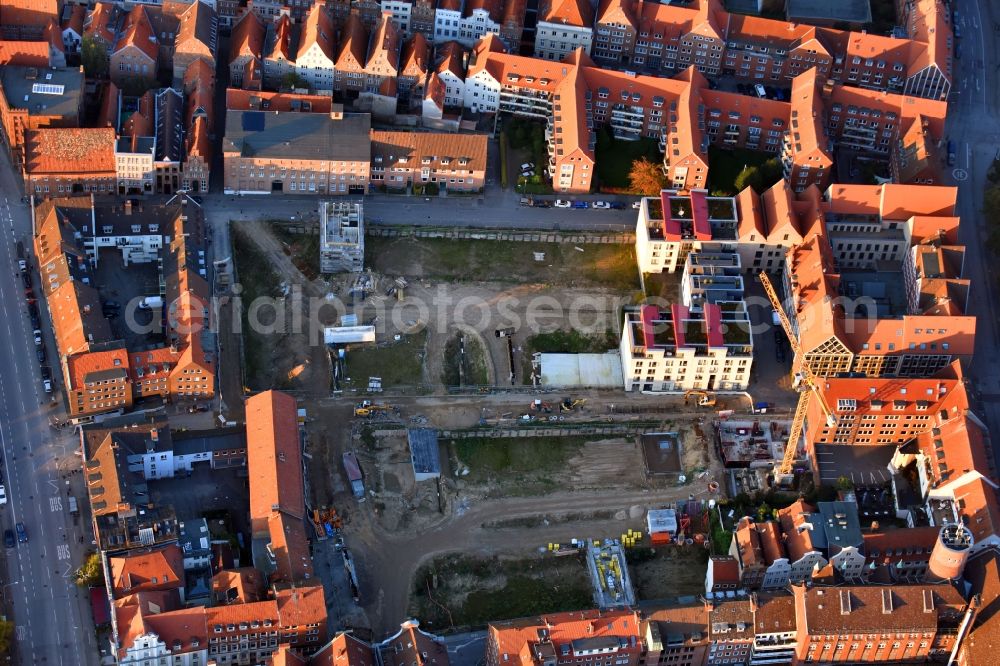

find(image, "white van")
[139,296,164,309]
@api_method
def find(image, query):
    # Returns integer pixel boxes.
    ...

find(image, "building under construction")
[319,200,364,273]
[586,540,636,609]
[717,419,791,468]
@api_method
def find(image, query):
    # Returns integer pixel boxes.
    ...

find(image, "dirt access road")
[347,485,719,635]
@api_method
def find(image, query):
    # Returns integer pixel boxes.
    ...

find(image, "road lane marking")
[49,496,62,512]
[15,625,25,640]
[57,544,70,560]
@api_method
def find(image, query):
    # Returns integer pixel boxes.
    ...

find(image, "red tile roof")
[109,545,185,596]
[67,347,131,388]
[246,391,304,535]
[114,6,158,62]
[0,39,50,66]
[24,127,116,175]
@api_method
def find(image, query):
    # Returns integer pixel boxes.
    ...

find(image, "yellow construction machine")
[684,390,716,407]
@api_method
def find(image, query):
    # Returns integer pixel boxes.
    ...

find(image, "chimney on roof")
[330,104,344,120]
[125,199,133,216]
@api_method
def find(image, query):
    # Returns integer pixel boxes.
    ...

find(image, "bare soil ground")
[232,221,331,394]
[409,552,593,631]
[629,546,711,600]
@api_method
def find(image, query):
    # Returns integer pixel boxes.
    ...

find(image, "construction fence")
[366,227,635,245]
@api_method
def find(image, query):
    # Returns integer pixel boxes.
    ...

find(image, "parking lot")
[148,463,252,540]
[93,250,164,349]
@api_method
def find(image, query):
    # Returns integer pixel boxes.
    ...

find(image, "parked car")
[36,347,45,363]
[755,83,767,98]
[554,199,572,208]
[610,202,626,210]
[592,201,612,209]
[0,485,6,506]
[520,162,535,171]
[33,329,42,346]
[571,200,589,209]
[43,379,52,393]
[102,300,121,310]
[632,201,642,209]
[40,366,51,381]
[947,140,957,167]
[3,530,13,549]
[15,522,26,543]
[521,170,535,178]
[21,273,31,289]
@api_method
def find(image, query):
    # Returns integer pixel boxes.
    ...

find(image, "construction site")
[225,216,777,636]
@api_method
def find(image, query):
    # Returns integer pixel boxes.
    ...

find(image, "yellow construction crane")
[759,272,835,482]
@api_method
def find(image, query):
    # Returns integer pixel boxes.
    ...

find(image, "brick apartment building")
[0,65,83,169]
[369,130,487,191]
[24,127,117,195]
[33,195,215,419]
[591,0,951,101]
[91,391,328,664]
[222,107,372,194]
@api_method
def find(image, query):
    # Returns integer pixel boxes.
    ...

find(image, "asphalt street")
[0,152,97,664]
[945,0,1000,475]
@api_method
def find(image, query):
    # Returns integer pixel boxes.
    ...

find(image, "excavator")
[354,400,391,417]
[759,272,836,485]
[560,397,586,412]
[684,390,716,407]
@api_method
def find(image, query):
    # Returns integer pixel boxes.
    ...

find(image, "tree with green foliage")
[733,165,763,194]
[81,36,109,79]
[628,157,668,195]
[0,619,11,655]
[281,72,309,90]
[75,552,104,587]
[835,476,854,491]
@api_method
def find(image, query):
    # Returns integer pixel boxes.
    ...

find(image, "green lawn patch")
[453,435,587,479]
[526,329,618,354]
[595,128,663,189]
[707,145,777,195]
[268,222,320,280]
[410,553,593,630]
[343,330,427,389]
[232,227,282,389]
[366,236,639,289]
[441,333,490,386]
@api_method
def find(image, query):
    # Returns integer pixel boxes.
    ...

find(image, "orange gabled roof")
[777,499,818,563]
[311,632,376,666]
[905,0,952,84]
[552,60,592,163]
[63,4,86,36]
[0,0,59,30]
[400,32,430,78]
[435,40,465,80]
[879,183,956,219]
[298,3,336,63]
[734,517,764,568]
[735,186,765,240]
[275,585,326,629]
[815,360,969,417]
[786,68,832,169]
[211,567,265,604]
[489,609,643,666]
[727,13,817,49]
[366,11,401,73]
[225,88,332,113]
[844,314,976,358]
[229,11,264,63]
[0,40,50,67]
[67,347,130,389]
[539,0,594,27]
[595,0,635,29]
[183,57,215,97]
[423,71,445,111]
[917,414,992,488]
[463,0,503,22]
[335,14,367,71]
[949,475,1000,545]
[114,6,158,62]
[246,391,304,535]
[109,545,184,596]
[267,512,314,585]
[84,2,119,46]
[760,179,803,244]
[268,14,293,62]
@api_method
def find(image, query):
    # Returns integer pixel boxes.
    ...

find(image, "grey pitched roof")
[222,109,371,161]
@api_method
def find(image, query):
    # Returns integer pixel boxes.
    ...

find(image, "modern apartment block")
[635,189,739,274]
[620,302,752,392]
[319,201,364,273]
